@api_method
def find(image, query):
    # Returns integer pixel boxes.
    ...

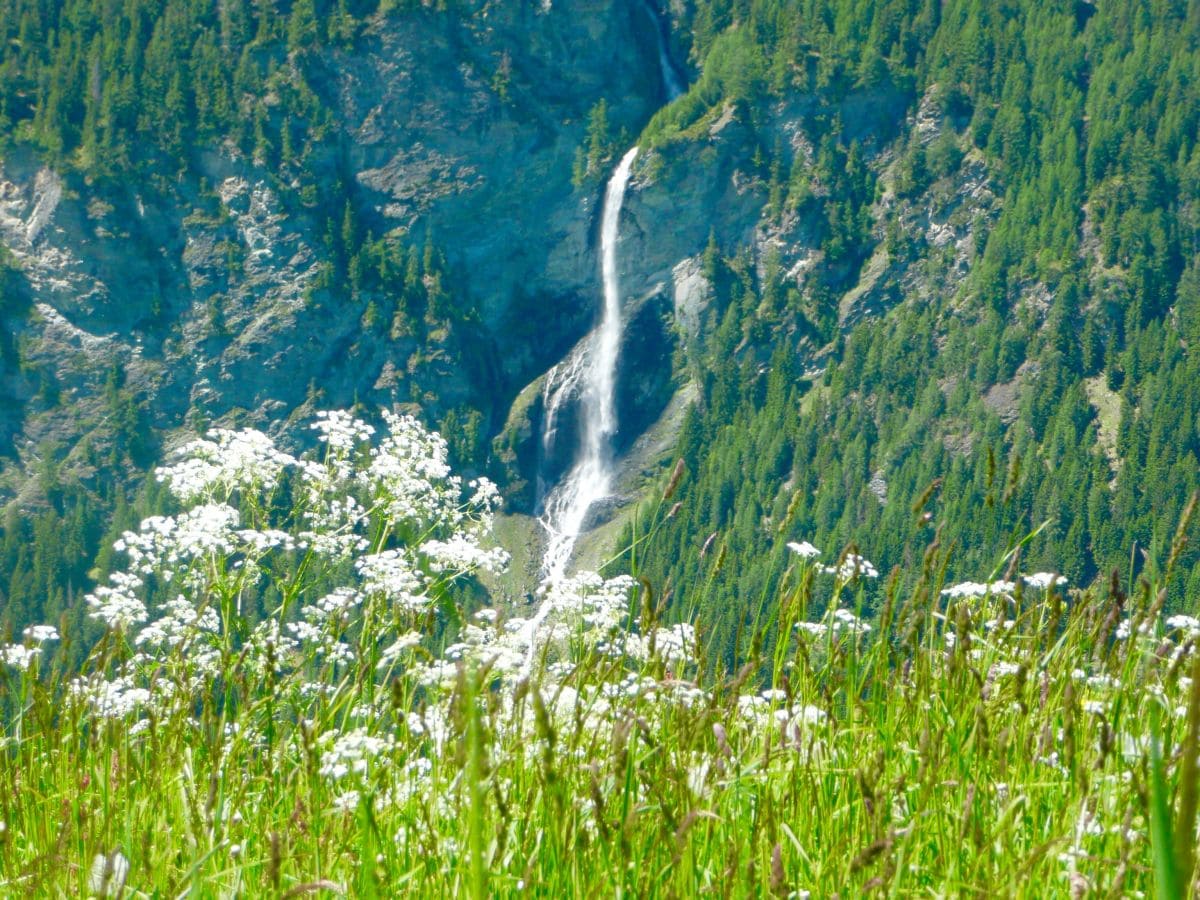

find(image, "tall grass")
[0,414,1197,897]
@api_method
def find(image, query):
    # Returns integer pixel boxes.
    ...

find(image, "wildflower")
[1166,615,1200,634]
[786,540,821,559]
[941,580,1015,599]
[819,553,878,580]
[420,533,510,575]
[654,623,696,666]
[356,550,430,612]
[22,625,58,643]
[311,410,375,452]
[1023,572,1067,590]
[71,676,153,719]
[156,427,296,501]
[85,571,147,632]
[1114,618,1155,641]
[990,662,1020,678]
[319,729,394,782]
[0,644,40,671]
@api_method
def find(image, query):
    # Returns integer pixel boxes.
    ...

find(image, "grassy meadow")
[0,413,1197,898]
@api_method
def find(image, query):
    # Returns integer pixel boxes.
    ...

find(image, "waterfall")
[518,3,684,671]
[539,146,639,585]
[643,0,685,102]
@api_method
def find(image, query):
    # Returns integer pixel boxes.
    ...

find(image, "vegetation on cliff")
[619,0,1200,662]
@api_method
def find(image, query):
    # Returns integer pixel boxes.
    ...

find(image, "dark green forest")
[615,0,1200,665]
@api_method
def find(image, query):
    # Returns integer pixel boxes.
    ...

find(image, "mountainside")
[0,0,679,623]
[2,0,1200,653]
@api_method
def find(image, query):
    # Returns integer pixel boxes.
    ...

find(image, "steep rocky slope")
[0,0,675,504]
[0,0,1019,586]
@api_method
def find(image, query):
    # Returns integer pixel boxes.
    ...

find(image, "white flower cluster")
[312,410,376,453]
[1166,615,1200,635]
[157,428,296,501]
[942,580,1015,599]
[795,606,872,639]
[0,624,61,671]
[112,504,240,579]
[71,675,152,719]
[362,411,463,528]
[1023,572,1068,590]
[787,540,821,559]
[356,550,430,612]
[23,625,59,643]
[85,571,147,632]
[319,728,395,781]
[75,409,510,724]
[0,643,41,671]
[819,553,878,580]
[420,533,510,576]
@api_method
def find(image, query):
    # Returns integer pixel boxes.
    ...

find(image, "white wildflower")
[1166,615,1200,634]
[941,580,1015,599]
[85,571,147,631]
[420,533,510,575]
[1023,572,1067,590]
[819,553,878,580]
[0,644,40,671]
[156,427,295,501]
[356,550,430,612]
[786,540,821,559]
[22,625,58,643]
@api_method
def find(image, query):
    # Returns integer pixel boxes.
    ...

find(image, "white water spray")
[520,6,683,671]
[540,145,639,585]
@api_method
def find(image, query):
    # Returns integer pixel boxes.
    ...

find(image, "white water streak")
[522,8,682,671]
[540,146,639,585]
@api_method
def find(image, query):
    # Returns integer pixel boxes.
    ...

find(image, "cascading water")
[539,146,639,585]
[519,3,684,670]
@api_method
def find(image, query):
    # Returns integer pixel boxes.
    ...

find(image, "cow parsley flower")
[1166,615,1200,634]
[420,533,510,575]
[356,550,430,612]
[22,625,59,643]
[157,427,296,501]
[942,580,1015,599]
[1023,572,1067,590]
[0,644,40,670]
[319,728,394,781]
[787,540,821,559]
[311,410,375,452]
[820,553,878,580]
[85,571,147,631]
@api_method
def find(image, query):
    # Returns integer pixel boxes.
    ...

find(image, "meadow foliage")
[1,412,1198,896]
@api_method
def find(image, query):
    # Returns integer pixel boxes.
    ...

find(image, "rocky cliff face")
[0,0,673,500]
[492,73,1005,523]
[0,0,1010,557]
